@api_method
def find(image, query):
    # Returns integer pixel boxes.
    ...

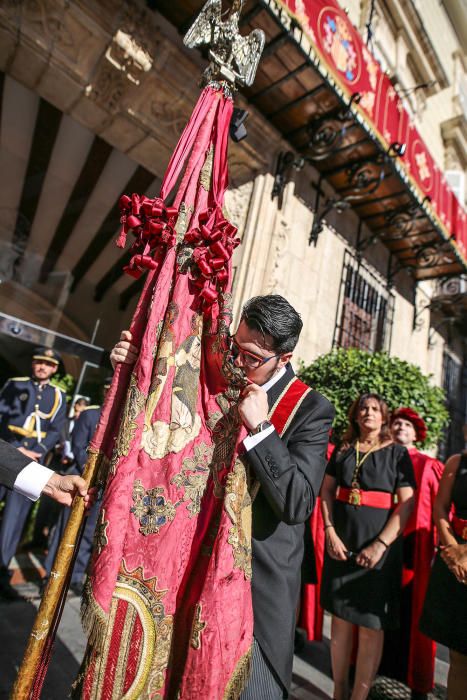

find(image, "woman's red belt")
[336,486,394,509]
[452,514,467,540]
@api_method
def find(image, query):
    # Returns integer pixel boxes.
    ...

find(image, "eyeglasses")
[227,336,280,369]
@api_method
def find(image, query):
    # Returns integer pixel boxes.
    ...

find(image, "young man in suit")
[112,295,335,699]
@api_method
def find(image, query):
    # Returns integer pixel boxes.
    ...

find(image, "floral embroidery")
[131,479,179,535]
[225,458,253,580]
[110,373,146,473]
[171,442,214,516]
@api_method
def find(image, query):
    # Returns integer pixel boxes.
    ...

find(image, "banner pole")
[11,453,100,700]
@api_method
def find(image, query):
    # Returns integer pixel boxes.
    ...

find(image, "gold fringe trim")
[223,647,253,699]
[81,579,109,653]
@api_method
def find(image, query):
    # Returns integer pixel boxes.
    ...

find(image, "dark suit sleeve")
[245,394,335,525]
[0,438,31,490]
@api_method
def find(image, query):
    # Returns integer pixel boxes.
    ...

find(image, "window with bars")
[439,351,465,460]
[333,251,394,352]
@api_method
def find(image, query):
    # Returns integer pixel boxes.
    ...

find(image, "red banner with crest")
[277,0,467,264]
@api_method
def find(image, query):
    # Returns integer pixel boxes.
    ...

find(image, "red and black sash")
[268,376,311,437]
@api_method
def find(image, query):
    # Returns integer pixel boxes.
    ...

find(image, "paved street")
[0,553,448,699]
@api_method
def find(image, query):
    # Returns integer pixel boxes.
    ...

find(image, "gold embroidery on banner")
[114,585,156,699]
[207,382,244,500]
[94,508,109,556]
[225,458,253,580]
[116,562,173,699]
[171,442,214,516]
[131,479,179,535]
[223,647,253,700]
[190,602,206,650]
[175,201,193,244]
[111,373,146,473]
[200,145,214,191]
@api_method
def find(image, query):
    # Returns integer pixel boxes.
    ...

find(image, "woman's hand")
[441,543,467,584]
[356,540,387,569]
[325,527,348,561]
[110,330,139,370]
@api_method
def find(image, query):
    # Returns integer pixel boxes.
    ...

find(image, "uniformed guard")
[0,347,67,599]
[42,378,111,596]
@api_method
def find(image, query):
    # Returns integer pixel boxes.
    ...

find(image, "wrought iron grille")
[333,251,394,352]
[439,351,465,460]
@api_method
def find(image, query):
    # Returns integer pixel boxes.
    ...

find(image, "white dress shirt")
[13,462,54,501]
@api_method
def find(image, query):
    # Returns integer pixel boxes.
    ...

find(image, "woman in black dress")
[420,452,467,699]
[320,394,415,700]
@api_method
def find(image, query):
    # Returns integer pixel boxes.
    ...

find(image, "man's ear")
[278,352,293,368]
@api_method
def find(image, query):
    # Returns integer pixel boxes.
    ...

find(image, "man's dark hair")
[74,398,89,407]
[241,295,303,353]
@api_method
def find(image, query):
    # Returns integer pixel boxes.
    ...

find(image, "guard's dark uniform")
[0,372,66,571]
[44,405,101,591]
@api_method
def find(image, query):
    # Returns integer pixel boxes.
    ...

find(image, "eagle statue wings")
[184,0,265,87]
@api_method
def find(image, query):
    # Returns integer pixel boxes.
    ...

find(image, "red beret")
[391,407,427,442]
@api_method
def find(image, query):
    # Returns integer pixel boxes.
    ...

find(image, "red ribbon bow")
[185,207,240,311]
[117,194,179,278]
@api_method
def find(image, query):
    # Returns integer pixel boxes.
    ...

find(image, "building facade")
[0,0,465,450]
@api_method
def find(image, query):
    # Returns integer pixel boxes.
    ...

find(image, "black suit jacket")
[246,363,334,690]
[0,438,32,490]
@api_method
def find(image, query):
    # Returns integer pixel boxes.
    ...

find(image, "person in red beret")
[379,407,444,700]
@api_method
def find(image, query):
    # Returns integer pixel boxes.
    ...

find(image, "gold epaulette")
[10,377,30,381]
[84,405,101,411]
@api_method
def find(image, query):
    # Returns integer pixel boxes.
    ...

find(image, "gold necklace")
[348,440,380,506]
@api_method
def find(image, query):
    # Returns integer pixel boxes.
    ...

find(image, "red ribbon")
[116,194,238,310]
[117,194,179,278]
[184,206,240,311]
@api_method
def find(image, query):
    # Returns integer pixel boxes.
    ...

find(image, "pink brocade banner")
[277,0,467,263]
[75,87,254,700]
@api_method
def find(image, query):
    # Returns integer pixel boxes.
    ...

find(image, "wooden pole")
[11,453,100,699]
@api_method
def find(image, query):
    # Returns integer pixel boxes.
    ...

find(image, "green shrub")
[298,348,449,448]
[51,373,76,403]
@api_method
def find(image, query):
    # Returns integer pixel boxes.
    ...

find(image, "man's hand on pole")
[110,330,139,369]
[42,473,97,508]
